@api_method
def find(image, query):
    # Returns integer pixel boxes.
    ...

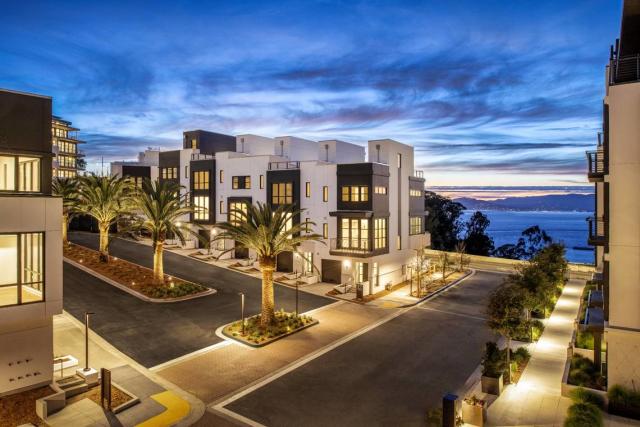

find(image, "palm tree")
[130,179,200,285]
[213,202,323,327]
[52,177,80,246]
[76,174,133,262]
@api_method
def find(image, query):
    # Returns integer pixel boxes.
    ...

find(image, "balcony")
[586,150,606,182]
[610,54,640,85]
[192,153,214,161]
[413,170,424,179]
[587,216,607,246]
[329,238,373,256]
[269,161,300,170]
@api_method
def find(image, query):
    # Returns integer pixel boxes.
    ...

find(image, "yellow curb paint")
[135,391,191,427]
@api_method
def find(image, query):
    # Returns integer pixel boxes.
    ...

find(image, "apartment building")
[51,116,84,177]
[113,129,429,295]
[587,0,640,389]
[110,148,161,187]
[0,89,63,396]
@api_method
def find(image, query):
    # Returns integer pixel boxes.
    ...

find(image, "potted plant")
[462,395,486,426]
[481,342,505,395]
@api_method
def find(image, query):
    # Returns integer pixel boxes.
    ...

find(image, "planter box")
[481,374,503,395]
[609,404,640,420]
[462,401,485,426]
[300,275,319,285]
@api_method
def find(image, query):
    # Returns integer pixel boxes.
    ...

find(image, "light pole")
[295,283,299,317]
[84,312,95,371]
[239,293,245,335]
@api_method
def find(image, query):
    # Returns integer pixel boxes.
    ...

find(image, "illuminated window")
[219,200,224,215]
[397,153,402,168]
[194,196,209,221]
[305,182,311,198]
[341,186,369,202]
[410,189,423,197]
[0,156,41,192]
[219,170,224,183]
[272,182,293,204]
[0,233,44,307]
[374,218,387,249]
[410,216,423,235]
[161,167,178,180]
[323,186,328,202]
[193,171,210,190]
[259,175,265,189]
[229,201,248,225]
[355,262,365,283]
[232,176,251,189]
[303,252,313,274]
[396,235,401,250]
[374,186,387,194]
[191,138,197,149]
[340,218,369,250]
[323,223,328,239]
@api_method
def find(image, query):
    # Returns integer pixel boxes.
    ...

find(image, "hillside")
[454,193,594,212]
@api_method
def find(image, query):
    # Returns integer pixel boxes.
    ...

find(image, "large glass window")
[0,233,44,307]
[272,182,293,204]
[0,156,15,191]
[341,186,369,202]
[410,216,423,235]
[193,171,210,190]
[0,156,40,192]
[340,218,369,250]
[161,167,177,179]
[194,196,209,220]
[229,201,248,225]
[374,218,387,249]
[232,176,251,189]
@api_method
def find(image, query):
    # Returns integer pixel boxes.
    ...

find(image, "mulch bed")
[64,243,209,299]
[67,381,133,409]
[0,385,54,426]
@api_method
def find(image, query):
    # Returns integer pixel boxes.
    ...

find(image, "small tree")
[435,251,451,284]
[486,283,530,383]
[412,248,430,297]
[130,179,200,285]
[76,174,133,262]
[455,241,470,272]
[52,177,80,246]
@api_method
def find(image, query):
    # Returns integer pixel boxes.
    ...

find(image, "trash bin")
[356,283,364,299]
[442,393,459,427]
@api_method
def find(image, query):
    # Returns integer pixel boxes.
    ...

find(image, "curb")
[64,257,217,303]
[400,269,476,308]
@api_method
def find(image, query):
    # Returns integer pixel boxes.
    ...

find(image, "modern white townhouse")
[0,89,63,396]
[587,0,640,390]
[112,130,430,296]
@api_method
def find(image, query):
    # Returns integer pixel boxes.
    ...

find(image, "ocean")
[460,210,594,265]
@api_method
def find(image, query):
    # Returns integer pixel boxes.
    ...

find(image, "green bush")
[569,387,605,409]
[567,354,605,390]
[608,384,640,419]
[564,402,602,427]
[512,347,531,365]
[142,281,208,298]
[481,342,505,378]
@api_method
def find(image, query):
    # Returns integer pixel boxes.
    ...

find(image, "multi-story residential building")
[587,0,640,390]
[51,116,84,178]
[110,148,161,187]
[0,89,63,396]
[112,130,429,296]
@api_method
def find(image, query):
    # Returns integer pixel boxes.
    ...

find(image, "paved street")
[64,232,332,368]
[223,271,504,426]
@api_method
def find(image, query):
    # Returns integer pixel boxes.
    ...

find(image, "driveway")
[222,271,505,426]
[64,232,332,368]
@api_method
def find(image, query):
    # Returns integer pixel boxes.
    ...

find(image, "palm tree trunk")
[153,241,164,285]
[98,224,109,262]
[62,213,69,246]
[260,259,276,327]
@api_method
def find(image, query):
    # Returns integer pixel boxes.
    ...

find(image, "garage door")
[321,259,342,284]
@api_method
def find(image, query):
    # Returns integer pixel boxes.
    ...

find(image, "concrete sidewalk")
[486,278,585,426]
[51,312,204,427]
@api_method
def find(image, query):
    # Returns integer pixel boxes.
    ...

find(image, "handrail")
[329,237,372,253]
[611,53,640,85]
[586,150,606,176]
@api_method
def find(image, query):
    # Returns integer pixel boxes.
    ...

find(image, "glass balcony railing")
[329,238,373,254]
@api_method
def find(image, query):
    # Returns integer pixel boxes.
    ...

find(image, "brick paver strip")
[156,302,388,404]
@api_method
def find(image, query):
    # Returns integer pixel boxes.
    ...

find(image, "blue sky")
[0,0,621,186]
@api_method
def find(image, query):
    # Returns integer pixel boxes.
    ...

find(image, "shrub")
[564,402,602,427]
[608,384,640,419]
[569,387,605,409]
[512,347,531,365]
[567,354,605,390]
[481,342,505,378]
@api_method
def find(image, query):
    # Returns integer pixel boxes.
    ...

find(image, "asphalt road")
[225,270,505,427]
[64,232,332,368]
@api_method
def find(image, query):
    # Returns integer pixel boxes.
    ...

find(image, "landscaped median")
[222,309,318,347]
[64,243,215,302]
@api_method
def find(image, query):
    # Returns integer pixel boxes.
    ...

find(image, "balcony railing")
[269,161,300,170]
[611,54,640,85]
[192,153,214,161]
[413,170,424,179]
[329,238,372,254]
[587,216,607,246]
[586,150,606,181]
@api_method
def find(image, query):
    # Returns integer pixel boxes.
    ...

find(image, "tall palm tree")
[213,202,323,327]
[130,179,200,285]
[52,177,80,246]
[76,174,133,262]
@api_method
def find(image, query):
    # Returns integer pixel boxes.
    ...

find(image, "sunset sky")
[0,0,622,186]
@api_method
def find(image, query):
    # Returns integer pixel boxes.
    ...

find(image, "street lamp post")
[239,293,245,335]
[84,312,95,372]
[295,283,299,317]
